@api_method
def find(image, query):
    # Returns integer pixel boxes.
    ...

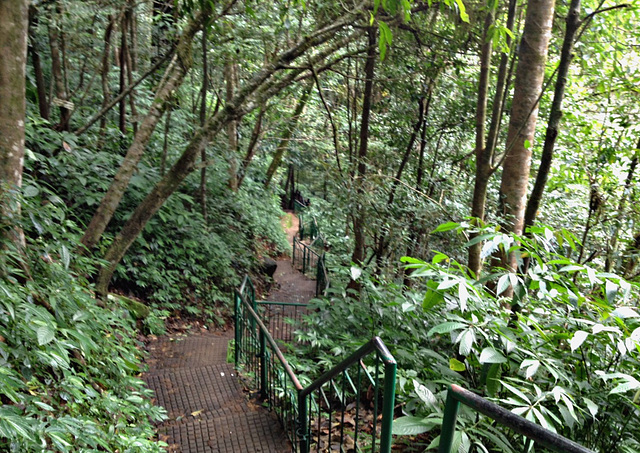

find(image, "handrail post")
[379,359,397,453]
[438,387,461,453]
[302,247,307,274]
[297,391,308,453]
[259,329,267,400]
[234,293,240,366]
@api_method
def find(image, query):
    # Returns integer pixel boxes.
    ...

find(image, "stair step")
[145,364,247,422]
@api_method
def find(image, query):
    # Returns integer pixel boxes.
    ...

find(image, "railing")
[293,236,320,275]
[439,384,594,453]
[294,199,307,213]
[234,276,397,453]
[298,213,318,241]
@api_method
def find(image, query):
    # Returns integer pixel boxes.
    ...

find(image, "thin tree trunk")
[118,16,128,135]
[124,5,138,135]
[468,4,496,276]
[98,15,115,137]
[80,8,209,252]
[264,85,312,188]
[160,107,172,176]
[348,26,377,293]
[28,5,49,121]
[237,105,266,189]
[48,5,71,131]
[605,147,638,272]
[388,97,427,206]
[498,0,555,272]
[199,29,208,220]
[0,0,28,250]
[225,59,239,191]
[523,0,581,233]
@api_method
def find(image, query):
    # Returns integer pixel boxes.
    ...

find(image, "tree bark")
[80,9,209,252]
[0,0,28,248]
[48,4,71,131]
[264,85,312,188]
[98,14,115,137]
[225,59,239,191]
[523,0,581,233]
[605,147,638,272]
[498,0,555,272]
[199,29,209,220]
[28,5,49,121]
[237,105,266,189]
[348,26,377,293]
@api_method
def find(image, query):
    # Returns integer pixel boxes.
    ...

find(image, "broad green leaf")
[454,0,469,22]
[350,266,362,281]
[37,326,55,346]
[612,307,639,319]
[496,274,511,296]
[570,330,589,352]
[391,416,436,435]
[500,380,531,404]
[457,329,475,356]
[486,363,501,396]
[479,348,507,364]
[432,222,460,233]
[379,20,392,45]
[583,398,598,417]
[414,379,437,407]
[60,245,70,270]
[427,322,467,337]
[521,359,540,379]
[605,280,618,304]
[422,290,444,310]
[449,357,466,371]
[610,378,640,394]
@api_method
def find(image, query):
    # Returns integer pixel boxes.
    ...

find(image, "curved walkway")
[143,211,314,452]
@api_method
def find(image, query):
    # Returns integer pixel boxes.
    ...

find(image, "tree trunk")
[28,5,49,121]
[80,9,209,252]
[498,0,555,271]
[523,0,581,233]
[199,29,209,220]
[468,0,519,276]
[48,4,71,131]
[225,59,239,191]
[348,26,377,293]
[264,85,312,188]
[98,15,115,138]
[0,0,28,249]
[118,15,128,135]
[605,147,638,272]
[237,105,266,189]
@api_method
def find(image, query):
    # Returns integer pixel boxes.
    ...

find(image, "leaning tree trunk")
[94,15,366,297]
[80,8,209,252]
[0,0,28,250]
[264,85,312,188]
[497,0,555,272]
[225,58,239,191]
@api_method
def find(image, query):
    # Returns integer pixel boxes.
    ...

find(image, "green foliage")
[297,224,640,451]
[0,185,165,452]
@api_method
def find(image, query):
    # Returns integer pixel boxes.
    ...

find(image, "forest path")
[143,211,315,452]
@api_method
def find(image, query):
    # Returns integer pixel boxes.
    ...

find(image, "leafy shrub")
[297,224,640,452]
[0,183,166,452]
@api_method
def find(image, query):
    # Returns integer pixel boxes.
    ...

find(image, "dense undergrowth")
[294,203,640,452]
[0,188,166,452]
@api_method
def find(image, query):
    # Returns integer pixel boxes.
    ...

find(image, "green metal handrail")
[293,236,320,275]
[234,276,397,453]
[439,384,594,453]
[298,214,318,241]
